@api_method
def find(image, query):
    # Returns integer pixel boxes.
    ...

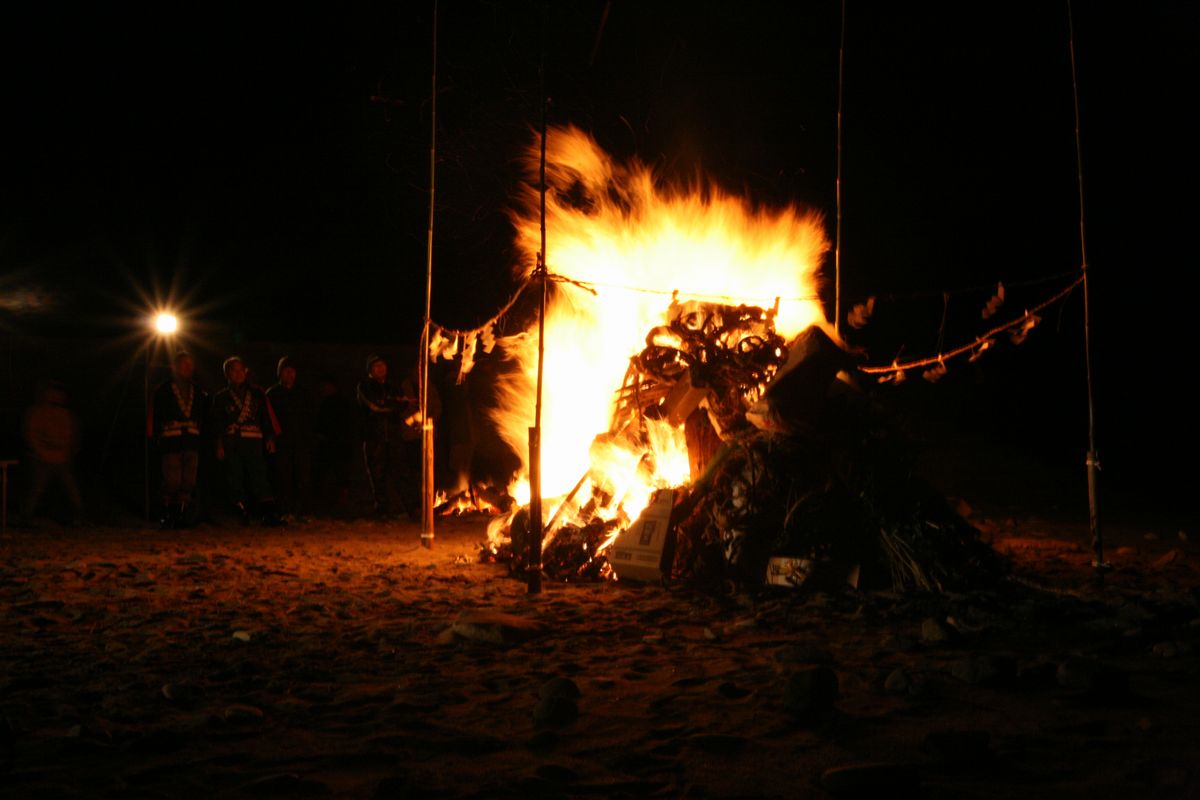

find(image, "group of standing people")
[147,351,439,528]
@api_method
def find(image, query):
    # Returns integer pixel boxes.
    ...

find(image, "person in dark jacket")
[266,356,313,522]
[147,351,207,528]
[356,354,410,518]
[210,356,283,526]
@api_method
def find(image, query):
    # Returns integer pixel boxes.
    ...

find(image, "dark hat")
[366,354,385,374]
[222,356,245,377]
[277,355,294,377]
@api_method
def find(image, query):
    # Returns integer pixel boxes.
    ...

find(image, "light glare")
[154,312,179,334]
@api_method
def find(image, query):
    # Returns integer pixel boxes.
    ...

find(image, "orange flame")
[488,126,828,546]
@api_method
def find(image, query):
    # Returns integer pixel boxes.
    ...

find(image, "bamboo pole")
[420,0,439,549]
[528,5,549,595]
[1067,0,1104,575]
[834,0,846,336]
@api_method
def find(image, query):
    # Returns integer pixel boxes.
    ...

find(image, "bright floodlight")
[154,312,179,335]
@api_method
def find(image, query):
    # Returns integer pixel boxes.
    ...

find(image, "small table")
[0,459,17,533]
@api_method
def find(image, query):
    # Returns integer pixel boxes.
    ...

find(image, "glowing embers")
[435,485,513,518]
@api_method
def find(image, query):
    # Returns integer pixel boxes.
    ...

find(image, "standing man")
[266,356,313,523]
[147,351,207,528]
[357,354,407,518]
[210,356,283,526]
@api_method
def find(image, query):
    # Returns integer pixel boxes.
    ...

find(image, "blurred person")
[357,354,408,518]
[266,356,313,522]
[20,381,85,527]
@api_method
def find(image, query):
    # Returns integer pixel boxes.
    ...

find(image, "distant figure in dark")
[20,381,85,527]
[313,376,354,516]
[266,356,313,523]
[147,351,207,528]
[397,362,441,522]
[210,356,284,526]
[357,354,410,518]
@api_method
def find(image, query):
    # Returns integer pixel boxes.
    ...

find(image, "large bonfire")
[480,125,1000,591]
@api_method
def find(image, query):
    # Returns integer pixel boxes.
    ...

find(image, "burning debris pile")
[483,301,1004,592]
[475,126,1001,592]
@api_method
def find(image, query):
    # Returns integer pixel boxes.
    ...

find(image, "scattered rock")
[450,610,544,645]
[921,617,956,644]
[1152,641,1179,659]
[820,763,919,797]
[533,695,578,727]
[232,630,252,643]
[884,668,910,694]
[782,666,839,715]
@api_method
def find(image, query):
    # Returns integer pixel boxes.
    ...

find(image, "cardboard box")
[765,556,812,587]
[609,489,675,582]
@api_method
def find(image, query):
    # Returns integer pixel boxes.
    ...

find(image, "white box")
[609,489,675,582]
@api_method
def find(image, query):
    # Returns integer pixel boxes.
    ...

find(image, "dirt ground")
[2,508,1198,799]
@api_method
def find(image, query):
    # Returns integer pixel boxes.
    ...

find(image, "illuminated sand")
[2,516,1199,798]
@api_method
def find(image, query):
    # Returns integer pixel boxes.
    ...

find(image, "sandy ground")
[2,511,1198,799]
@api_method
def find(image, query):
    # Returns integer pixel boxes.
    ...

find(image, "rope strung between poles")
[427,274,535,339]
[858,274,1083,375]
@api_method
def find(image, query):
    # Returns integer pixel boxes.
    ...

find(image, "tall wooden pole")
[528,4,549,594]
[143,344,151,522]
[834,0,846,335]
[1067,1,1103,574]
[420,0,439,549]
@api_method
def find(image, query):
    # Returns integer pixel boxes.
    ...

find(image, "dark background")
[1,2,1196,520]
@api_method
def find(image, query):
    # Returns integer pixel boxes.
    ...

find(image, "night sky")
[3,2,1197,500]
